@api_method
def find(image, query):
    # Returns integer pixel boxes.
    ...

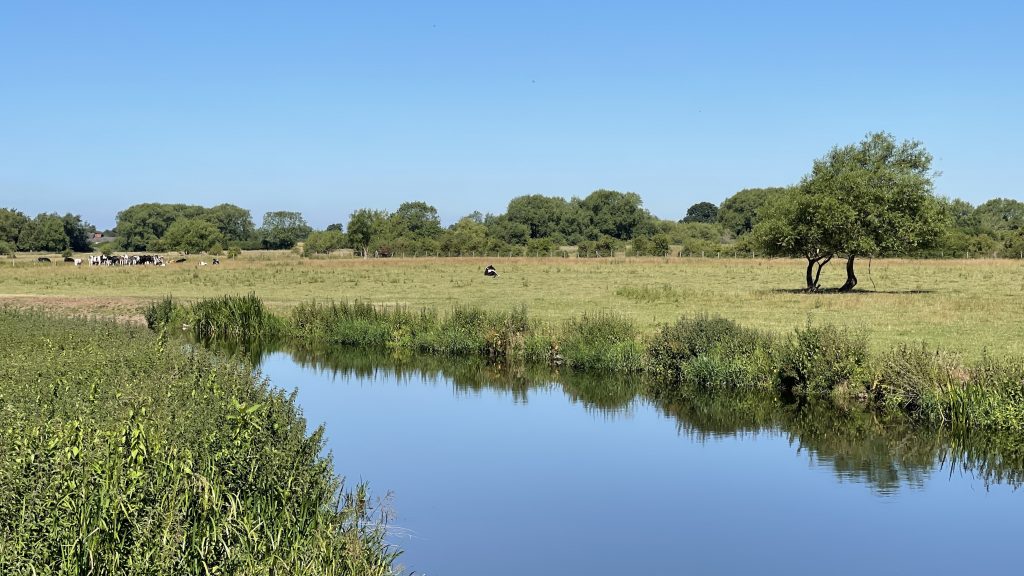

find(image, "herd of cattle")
[91,254,167,266]
[35,255,221,266]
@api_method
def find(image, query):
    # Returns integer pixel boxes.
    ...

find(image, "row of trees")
[0,203,316,255]
[0,210,93,254]
[3,134,1022,277]
[114,203,310,253]
[338,192,687,258]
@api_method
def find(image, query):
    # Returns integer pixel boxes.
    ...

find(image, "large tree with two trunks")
[757,132,944,291]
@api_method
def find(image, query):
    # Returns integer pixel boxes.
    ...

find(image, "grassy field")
[2,252,1022,358]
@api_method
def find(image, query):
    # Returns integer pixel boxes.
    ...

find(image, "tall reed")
[189,292,284,342]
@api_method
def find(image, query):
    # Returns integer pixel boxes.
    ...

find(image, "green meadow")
[3,252,1022,358]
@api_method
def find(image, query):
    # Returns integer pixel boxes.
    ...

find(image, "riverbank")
[0,309,399,574]
[152,294,1024,434]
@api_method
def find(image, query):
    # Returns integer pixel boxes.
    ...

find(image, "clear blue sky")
[2,1,1021,230]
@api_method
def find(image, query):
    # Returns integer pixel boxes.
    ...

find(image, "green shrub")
[557,312,644,372]
[965,356,1024,432]
[416,306,490,355]
[679,355,754,389]
[647,315,775,389]
[482,305,532,361]
[778,323,870,398]
[143,295,182,330]
[873,344,959,422]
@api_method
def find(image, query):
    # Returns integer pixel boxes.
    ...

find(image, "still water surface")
[257,349,1023,576]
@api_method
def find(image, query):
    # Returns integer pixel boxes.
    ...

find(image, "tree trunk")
[804,255,832,291]
[839,254,857,292]
[813,255,832,290]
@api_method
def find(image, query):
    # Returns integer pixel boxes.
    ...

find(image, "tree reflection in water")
[203,338,1024,493]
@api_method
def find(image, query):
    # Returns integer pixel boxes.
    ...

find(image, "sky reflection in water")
[255,347,1022,576]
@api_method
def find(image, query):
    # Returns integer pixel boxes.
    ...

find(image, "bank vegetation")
[0,309,399,575]
[150,294,1024,434]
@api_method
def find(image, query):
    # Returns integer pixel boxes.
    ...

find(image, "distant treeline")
[2,193,1021,259]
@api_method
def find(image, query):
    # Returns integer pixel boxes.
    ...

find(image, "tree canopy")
[579,189,655,240]
[303,229,346,255]
[0,208,29,246]
[260,211,312,250]
[161,218,224,253]
[974,198,1024,233]
[116,203,206,251]
[114,203,254,251]
[9,152,1024,261]
[347,209,389,257]
[717,187,789,237]
[17,213,72,253]
[683,201,718,224]
[506,195,571,240]
[202,204,255,242]
[389,201,442,241]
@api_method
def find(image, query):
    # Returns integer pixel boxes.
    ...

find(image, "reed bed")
[0,309,399,575]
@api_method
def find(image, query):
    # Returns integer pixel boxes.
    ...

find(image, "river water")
[256,348,1024,576]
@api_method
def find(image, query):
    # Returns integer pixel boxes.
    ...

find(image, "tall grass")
[189,292,284,342]
[291,300,418,349]
[0,309,399,574]
[556,312,645,373]
[289,300,548,362]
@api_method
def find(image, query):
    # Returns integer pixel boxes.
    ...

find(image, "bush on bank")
[0,309,398,575]
[647,315,776,389]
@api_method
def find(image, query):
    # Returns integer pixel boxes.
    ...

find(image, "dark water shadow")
[196,336,1024,494]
